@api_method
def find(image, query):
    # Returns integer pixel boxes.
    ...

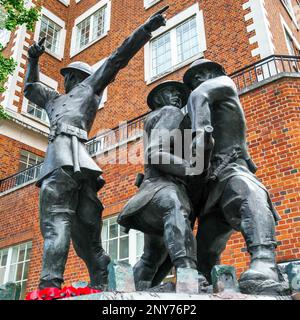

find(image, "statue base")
[62,291,292,300]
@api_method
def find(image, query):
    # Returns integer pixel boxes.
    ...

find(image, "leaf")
[0,1,40,108]
[0,105,11,119]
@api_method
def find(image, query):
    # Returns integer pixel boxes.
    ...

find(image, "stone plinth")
[0,282,21,300]
[63,291,292,300]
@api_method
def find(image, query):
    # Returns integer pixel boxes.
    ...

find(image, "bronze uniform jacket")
[118,106,190,228]
[24,25,152,186]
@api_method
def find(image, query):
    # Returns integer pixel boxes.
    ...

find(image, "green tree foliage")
[0,0,40,119]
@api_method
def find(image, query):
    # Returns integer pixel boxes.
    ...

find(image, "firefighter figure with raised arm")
[24,6,169,295]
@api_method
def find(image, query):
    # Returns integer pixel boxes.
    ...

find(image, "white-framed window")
[281,0,300,29]
[40,16,61,55]
[144,0,162,10]
[281,16,300,55]
[0,242,32,300]
[102,216,144,266]
[16,150,43,186]
[285,28,298,54]
[93,58,108,108]
[22,72,58,125]
[27,100,49,123]
[144,3,206,83]
[70,0,111,57]
[18,150,44,172]
[33,7,66,60]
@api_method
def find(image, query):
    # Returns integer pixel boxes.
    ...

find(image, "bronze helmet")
[60,61,93,78]
[183,59,226,89]
[147,80,190,110]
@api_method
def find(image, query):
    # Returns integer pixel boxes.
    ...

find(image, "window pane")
[120,226,128,236]
[27,100,49,123]
[25,247,31,262]
[77,17,91,49]
[1,251,8,266]
[103,217,140,265]
[136,232,144,258]
[1,242,32,299]
[28,154,37,168]
[16,263,23,281]
[119,236,129,260]
[76,6,107,51]
[102,241,108,252]
[8,264,16,281]
[151,32,172,77]
[18,151,44,172]
[92,6,106,40]
[109,239,118,260]
[109,220,118,239]
[20,283,26,300]
[0,267,5,284]
[101,221,108,242]
[23,262,29,280]
[19,248,26,262]
[39,16,61,55]
[177,17,199,64]
[11,247,19,264]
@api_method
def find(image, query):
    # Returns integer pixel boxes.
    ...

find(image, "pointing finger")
[38,37,46,46]
[155,5,169,16]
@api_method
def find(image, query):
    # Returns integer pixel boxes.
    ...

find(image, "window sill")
[45,48,63,61]
[144,0,162,10]
[70,32,108,58]
[58,0,70,7]
[146,52,204,85]
[21,111,50,128]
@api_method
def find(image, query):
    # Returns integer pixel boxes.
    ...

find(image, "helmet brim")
[60,67,92,78]
[183,61,226,89]
[147,81,190,110]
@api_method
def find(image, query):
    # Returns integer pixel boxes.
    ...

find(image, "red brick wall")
[265,0,300,55]
[1,0,260,190]
[0,76,299,293]
[0,0,299,295]
[3,0,259,135]
[0,134,45,179]
[66,0,259,135]
[221,76,300,275]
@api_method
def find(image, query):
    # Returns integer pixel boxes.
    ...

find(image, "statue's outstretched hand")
[28,37,46,59]
[144,5,169,33]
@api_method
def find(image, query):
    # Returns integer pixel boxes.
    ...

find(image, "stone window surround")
[144,0,162,10]
[70,0,111,58]
[0,242,32,300]
[58,0,70,6]
[281,0,300,30]
[19,150,44,171]
[102,216,143,266]
[33,7,66,61]
[144,3,206,84]
[281,14,300,54]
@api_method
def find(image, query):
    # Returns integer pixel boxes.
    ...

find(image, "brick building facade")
[0,0,299,298]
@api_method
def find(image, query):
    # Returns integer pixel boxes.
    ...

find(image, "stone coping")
[63,291,292,301]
